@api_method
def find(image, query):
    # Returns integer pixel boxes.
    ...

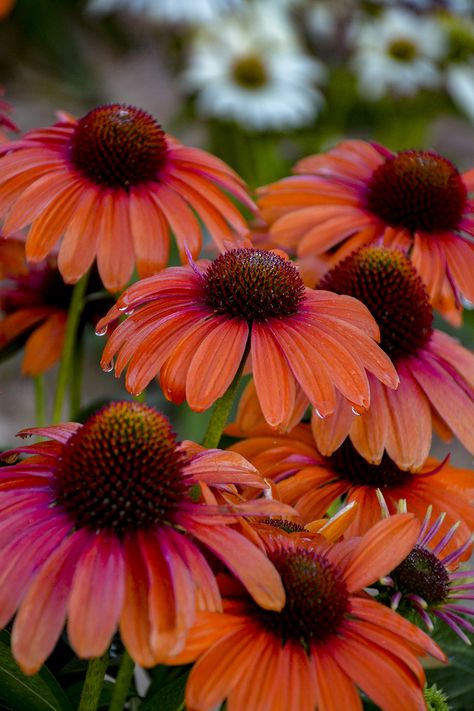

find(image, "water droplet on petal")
[314,409,325,419]
[125,308,135,316]
[351,406,362,416]
[118,304,129,312]
[95,325,108,336]
[102,359,115,372]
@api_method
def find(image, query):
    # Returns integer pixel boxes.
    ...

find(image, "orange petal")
[251,323,296,429]
[343,513,420,592]
[186,521,285,611]
[68,532,125,657]
[186,318,248,412]
[96,191,134,292]
[312,644,362,711]
[22,311,66,375]
[129,187,170,277]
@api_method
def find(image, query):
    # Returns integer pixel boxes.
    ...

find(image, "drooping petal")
[182,517,285,611]
[119,534,156,667]
[186,318,248,412]
[12,528,90,675]
[67,531,125,658]
[312,644,362,711]
[327,628,426,711]
[251,323,296,429]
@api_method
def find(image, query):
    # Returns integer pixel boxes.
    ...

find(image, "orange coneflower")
[230,427,474,547]
[96,247,398,428]
[0,104,254,291]
[167,516,446,711]
[0,240,113,375]
[0,401,287,674]
[258,140,474,323]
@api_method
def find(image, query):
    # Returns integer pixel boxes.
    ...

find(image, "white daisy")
[182,2,326,131]
[352,8,447,100]
[444,18,474,122]
[447,62,474,121]
[87,0,243,25]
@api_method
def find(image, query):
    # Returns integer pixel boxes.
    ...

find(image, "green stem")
[52,272,89,424]
[69,328,85,419]
[201,339,250,449]
[34,375,46,427]
[108,650,135,711]
[78,652,109,711]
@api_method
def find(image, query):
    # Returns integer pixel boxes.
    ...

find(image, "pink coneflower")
[0,401,286,674]
[96,247,398,429]
[166,516,446,711]
[258,140,474,323]
[379,507,474,644]
[0,104,254,291]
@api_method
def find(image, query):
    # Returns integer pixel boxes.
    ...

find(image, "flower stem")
[78,652,109,711]
[34,375,46,427]
[69,328,85,419]
[52,272,89,424]
[202,339,250,449]
[108,650,135,711]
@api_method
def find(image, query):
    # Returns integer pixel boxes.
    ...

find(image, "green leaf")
[426,624,474,711]
[141,668,189,711]
[0,631,73,711]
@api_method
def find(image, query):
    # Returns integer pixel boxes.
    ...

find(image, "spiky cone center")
[259,518,308,534]
[232,55,268,89]
[251,546,349,647]
[391,545,450,606]
[69,104,168,189]
[319,246,433,360]
[202,248,305,322]
[329,439,412,488]
[366,150,467,232]
[54,402,187,535]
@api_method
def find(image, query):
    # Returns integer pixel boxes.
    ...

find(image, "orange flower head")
[0,104,254,291]
[366,150,467,234]
[168,516,446,711]
[230,429,474,546]
[313,245,474,468]
[259,140,474,322]
[97,246,399,428]
[202,248,305,321]
[254,542,349,646]
[55,402,187,534]
[0,401,287,674]
[69,105,168,188]
[319,245,433,360]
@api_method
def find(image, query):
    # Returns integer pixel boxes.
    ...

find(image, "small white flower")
[447,63,474,122]
[183,2,326,130]
[87,0,243,25]
[352,9,447,99]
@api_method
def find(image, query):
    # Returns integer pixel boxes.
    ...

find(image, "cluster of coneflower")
[0,100,473,711]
